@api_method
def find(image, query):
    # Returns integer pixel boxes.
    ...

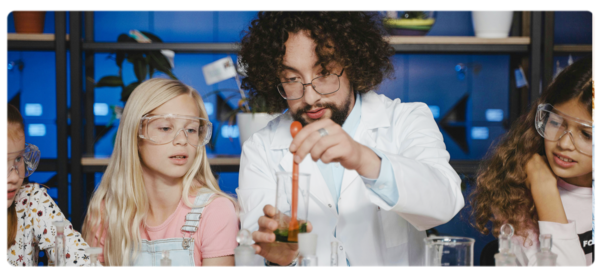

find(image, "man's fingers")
[263,204,277,217]
[252,244,261,255]
[310,133,344,162]
[258,216,278,231]
[290,119,333,152]
[295,129,324,162]
[252,230,275,243]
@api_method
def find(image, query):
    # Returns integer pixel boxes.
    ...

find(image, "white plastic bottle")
[536,234,558,266]
[160,250,172,266]
[298,233,318,266]
[234,229,256,266]
[495,223,518,266]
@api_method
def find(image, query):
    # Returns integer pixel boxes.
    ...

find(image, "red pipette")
[288,121,302,242]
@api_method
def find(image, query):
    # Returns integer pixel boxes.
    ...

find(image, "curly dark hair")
[238,12,395,113]
[469,56,593,243]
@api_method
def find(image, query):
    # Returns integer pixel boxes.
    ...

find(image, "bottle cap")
[85,247,102,255]
[498,223,514,253]
[331,240,338,251]
[52,219,68,234]
[298,233,318,256]
[237,229,253,246]
[539,234,553,251]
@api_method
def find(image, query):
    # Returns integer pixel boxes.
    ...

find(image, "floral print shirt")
[7,183,90,266]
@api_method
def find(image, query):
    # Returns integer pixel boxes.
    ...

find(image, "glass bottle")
[330,241,338,266]
[298,233,318,266]
[52,219,68,266]
[536,234,558,266]
[85,247,103,266]
[495,223,518,266]
[234,229,255,266]
[160,250,172,266]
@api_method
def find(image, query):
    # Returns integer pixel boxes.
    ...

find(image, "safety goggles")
[535,103,593,156]
[139,114,212,147]
[7,143,40,178]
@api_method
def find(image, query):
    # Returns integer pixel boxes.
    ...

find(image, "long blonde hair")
[83,78,237,266]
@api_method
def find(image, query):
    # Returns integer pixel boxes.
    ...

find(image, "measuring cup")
[273,172,311,243]
[424,236,475,266]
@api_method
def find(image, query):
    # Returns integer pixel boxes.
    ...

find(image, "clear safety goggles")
[139,114,212,147]
[7,143,40,178]
[535,103,593,156]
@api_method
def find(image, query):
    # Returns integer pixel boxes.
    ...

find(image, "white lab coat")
[236,91,464,266]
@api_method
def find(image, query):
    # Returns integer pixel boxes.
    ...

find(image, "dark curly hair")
[469,56,593,243]
[238,12,395,113]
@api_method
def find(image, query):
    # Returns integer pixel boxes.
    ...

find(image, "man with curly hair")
[236,12,464,266]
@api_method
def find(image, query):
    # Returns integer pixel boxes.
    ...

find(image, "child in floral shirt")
[7,104,90,266]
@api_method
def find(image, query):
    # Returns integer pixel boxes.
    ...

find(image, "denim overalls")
[133,193,213,266]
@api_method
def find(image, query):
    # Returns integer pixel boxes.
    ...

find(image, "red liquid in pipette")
[288,121,302,242]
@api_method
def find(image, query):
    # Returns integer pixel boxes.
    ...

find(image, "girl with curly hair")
[471,56,593,266]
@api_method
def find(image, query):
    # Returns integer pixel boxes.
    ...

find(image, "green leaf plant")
[94,31,178,102]
[93,31,178,145]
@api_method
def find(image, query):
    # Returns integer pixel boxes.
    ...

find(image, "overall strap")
[181,193,213,233]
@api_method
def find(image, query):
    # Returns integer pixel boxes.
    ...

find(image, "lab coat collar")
[360,91,391,130]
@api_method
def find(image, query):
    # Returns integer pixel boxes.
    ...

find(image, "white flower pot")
[472,11,514,38]
[237,112,280,147]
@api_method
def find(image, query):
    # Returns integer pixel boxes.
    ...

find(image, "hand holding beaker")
[252,204,313,266]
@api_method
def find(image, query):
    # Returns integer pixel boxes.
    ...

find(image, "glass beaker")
[424,236,475,266]
[273,172,310,243]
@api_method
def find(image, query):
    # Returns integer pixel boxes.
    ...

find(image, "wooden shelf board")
[7,33,70,41]
[386,36,530,45]
[553,44,592,52]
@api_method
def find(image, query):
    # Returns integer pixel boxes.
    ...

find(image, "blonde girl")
[83,78,239,266]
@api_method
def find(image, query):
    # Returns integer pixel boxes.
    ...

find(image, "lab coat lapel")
[340,92,390,195]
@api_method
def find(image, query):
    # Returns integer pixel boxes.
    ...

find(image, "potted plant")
[13,11,46,34]
[383,11,437,36]
[472,11,514,38]
[94,31,177,143]
[202,88,277,149]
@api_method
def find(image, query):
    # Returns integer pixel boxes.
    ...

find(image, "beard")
[291,91,353,127]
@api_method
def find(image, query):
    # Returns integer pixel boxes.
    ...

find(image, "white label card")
[202,56,237,86]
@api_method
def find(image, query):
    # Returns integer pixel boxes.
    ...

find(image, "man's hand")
[252,204,312,266]
[289,118,381,178]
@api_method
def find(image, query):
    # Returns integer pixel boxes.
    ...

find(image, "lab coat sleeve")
[368,102,464,231]
[236,134,277,233]
[361,147,400,206]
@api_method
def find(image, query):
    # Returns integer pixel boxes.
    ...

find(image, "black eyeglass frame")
[276,69,345,100]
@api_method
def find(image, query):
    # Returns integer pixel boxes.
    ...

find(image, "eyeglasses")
[7,143,40,179]
[139,114,213,147]
[277,69,345,100]
[535,103,593,156]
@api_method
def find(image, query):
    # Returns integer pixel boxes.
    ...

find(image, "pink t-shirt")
[94,196,239,266]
